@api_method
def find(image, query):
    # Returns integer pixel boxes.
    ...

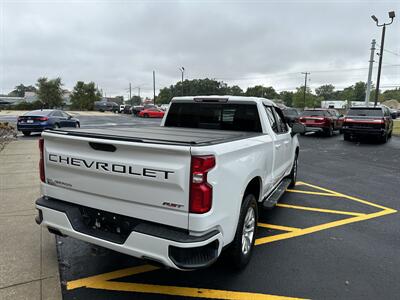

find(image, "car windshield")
[24,110,51,116]
[347,108,383,117]
[301,110,325,117]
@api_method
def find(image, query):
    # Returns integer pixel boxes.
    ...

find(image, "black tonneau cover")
[45,126,262,146]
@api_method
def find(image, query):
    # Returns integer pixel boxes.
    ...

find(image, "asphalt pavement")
[3,114,399,299]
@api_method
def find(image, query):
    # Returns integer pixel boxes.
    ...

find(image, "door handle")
[275,144,281,149]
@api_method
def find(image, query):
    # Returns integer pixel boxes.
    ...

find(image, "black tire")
[22,131,31,136]
[343,133,351,141]
[325,125,333,137]
[300,132,305,136]
[54,123,60,129]
[381,133,388,143]
[226,194,258,270]
[388,130,392,138]
[75,122,80,128]
[144,114,149,118]
[288,155,298,188]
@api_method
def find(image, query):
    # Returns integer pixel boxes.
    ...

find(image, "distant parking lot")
[2,115,400,299]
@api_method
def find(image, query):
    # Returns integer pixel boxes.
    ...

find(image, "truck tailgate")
[41,131,191,229]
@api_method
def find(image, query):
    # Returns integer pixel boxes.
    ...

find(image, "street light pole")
[371,11,395,107]
[179,67,185,96]
[301,72,310,109]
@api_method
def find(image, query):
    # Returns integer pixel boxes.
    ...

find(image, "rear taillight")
[37,117,48,121]
[189,155,215,214]
[39,138,45,183]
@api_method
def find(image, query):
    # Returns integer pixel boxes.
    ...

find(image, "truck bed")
[45,126,262,146]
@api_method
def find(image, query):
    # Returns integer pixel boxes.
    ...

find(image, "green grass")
[394,120,400,136]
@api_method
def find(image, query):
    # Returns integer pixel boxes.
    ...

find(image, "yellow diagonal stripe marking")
[286,189,340,197]
[299,181,392,210]
[67,264,159,290]
[258,222,300,232]
[86,281,307,300]
[256,208,396,246]
[276,203,365,216]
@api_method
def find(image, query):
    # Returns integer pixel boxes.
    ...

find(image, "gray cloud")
[1,0,399,98]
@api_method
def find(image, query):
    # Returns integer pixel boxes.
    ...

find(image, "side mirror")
[291,123,306,137]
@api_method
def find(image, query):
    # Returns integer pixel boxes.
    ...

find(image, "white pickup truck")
[35,96,304,270]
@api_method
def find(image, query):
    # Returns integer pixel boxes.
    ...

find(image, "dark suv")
[342,106,393,143]
[299,109,343,136]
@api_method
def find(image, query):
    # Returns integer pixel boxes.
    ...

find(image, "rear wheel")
[54,123,60,129]
[325,125,333,137]
[288,155,298,188]
[343,133,351,141]
[227,194,258,270]
[381,133,388,143]
[144,114,149,118]
[75,122,80,128]
[22,131,31,136]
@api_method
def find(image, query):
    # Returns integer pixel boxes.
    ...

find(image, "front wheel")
[22,131,31,136]
[227,194,258,270]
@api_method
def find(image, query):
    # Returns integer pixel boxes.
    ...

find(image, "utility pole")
[153,70,156,105]
[371,11,395,107]
[365,39,376,107]
[129,83,132,107]
[301,72,310,108]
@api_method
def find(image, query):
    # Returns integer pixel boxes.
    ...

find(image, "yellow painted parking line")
[298,182,390,210]
[86,281,306,300]
[256,208,396,246]
[258,222,300,232]
[286,189,340,197]
[275,203,366,216]
[67,264,159,290]
[65,181,397,299]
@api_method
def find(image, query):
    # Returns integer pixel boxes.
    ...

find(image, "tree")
[8,84,37,97]
[292,86,317,108]
[156,78,234,104]
[227,85,244,96]
[245,86,277,98]
[279,91,294,107]
[36,77,63,108]
[70,81,101,110]
[315,84,335,100]
[381,88,400,101]
[352,81,367,102]
[127,95,142,105]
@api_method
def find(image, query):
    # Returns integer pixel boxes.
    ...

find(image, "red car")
[138,108,165,118]
[299,109,344,136]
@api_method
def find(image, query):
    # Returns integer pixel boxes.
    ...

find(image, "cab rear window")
[165,102,262,132]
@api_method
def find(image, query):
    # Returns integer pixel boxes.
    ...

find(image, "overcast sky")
[1,0,399,98]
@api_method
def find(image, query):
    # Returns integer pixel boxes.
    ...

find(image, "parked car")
[299,109,343,136]
[282,108,299,126]
[342,106,393,143]
[17,109,80,136]
[119,105,125,113]
[138,107,165,118]
[132,104,156,115]
[94,101,119,112]
[123,105,132,114]
[35,96,304,271]
[389,109,398,119]
[160,104,170,111]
